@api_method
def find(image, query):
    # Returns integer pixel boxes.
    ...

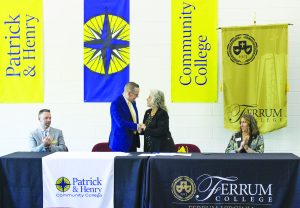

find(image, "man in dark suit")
[109,82,141,152]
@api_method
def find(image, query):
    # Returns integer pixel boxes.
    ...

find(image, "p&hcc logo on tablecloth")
[227,34,258,65]
[54,176,103,198]
[171,176,196,201]
[56,177,71,192]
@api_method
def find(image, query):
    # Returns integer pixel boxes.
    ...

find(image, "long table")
[0,152,51,208]
[147,153,300,208]
[1,152,300,208]
[0,152,148,208]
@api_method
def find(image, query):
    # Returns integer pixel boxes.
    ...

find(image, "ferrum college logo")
[227,34,258,65]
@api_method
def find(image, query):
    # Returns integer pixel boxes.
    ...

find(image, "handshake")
[137,123,146,133]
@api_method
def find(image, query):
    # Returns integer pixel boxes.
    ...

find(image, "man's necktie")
[43,130,48,137]
[127,101,137,123]
[43,130,50,152]
[128,101,138,134]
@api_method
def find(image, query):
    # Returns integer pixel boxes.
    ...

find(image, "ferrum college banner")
[171,0,218,102]
[0,0,43,102]
[222,24,288,133]
[84,0,129,102]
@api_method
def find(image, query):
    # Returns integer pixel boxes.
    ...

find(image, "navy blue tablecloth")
[147,153,300,208]
[0,152,52,208]
[0,152,148,208]
[114,154,149,208]
[1,153,300,208]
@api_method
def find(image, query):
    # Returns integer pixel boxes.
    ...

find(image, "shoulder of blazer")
[145,108,152,114]
[234,132,241,138]
[31,128,40,136]
[112,96,127,110]
[49,127,62,134]
[111,95,123,104]
[115,95,125,104]
[156,108,168,118]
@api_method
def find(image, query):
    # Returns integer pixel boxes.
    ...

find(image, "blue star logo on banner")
[84,13,129,75]
[84,0,129,102]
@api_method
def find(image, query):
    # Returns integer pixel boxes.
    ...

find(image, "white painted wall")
[1,0,299,156]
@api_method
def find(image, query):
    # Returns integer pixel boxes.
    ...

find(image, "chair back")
[175,143,201,153]
[92,142,112,152]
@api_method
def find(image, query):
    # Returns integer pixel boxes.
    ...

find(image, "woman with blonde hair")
[141,90,175,152]
[225,114,264,153]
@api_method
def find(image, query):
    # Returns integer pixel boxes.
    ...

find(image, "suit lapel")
[38,129,44,140]
[120,96,133,121]
[132,101,139,123]
[237,140,242,148]
[48,127,53,139]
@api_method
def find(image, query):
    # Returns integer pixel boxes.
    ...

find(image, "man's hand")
[43,136,53,147]
[137,124,146,133]
[140,124,146,130]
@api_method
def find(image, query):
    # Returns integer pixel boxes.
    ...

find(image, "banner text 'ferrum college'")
[222,24,288,133]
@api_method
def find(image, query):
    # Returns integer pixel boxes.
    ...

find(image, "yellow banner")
[0,0,43,103]
[222,24,288,133]
[171,0,218,102]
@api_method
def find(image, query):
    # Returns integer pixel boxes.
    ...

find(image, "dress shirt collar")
[40,127,50,133]
[123,95,132,104]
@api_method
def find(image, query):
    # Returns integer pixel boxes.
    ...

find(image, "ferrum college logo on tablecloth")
[171,174,273,207]
[171,176,196,201]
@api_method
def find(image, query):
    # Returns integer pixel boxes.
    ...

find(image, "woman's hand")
[138,123,146,133]
[141,123,146,130]
[237,141,245,152]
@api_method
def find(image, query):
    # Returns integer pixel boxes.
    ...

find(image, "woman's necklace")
[151,108,157,117]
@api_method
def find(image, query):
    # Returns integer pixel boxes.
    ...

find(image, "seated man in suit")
[29,109,67,152]
[109,82,141,152]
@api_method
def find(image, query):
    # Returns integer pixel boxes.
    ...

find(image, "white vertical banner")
[42,152,128,208]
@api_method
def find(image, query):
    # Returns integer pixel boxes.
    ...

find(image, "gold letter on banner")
[171,0,218,102]
[0,0,43,103]
[222,24,288,133]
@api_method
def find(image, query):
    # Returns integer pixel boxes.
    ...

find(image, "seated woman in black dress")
[141,90,174,152]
